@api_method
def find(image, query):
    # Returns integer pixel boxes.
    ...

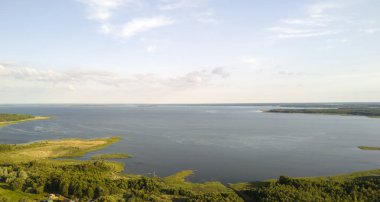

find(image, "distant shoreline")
[266,108,380,118]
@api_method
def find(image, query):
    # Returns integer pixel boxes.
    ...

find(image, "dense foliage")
[0,114,34,122]
[0,161,241,201]
[238,175,380,202]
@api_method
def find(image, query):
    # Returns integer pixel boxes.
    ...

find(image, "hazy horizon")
[1,0,379,103]
[1,102,380,105]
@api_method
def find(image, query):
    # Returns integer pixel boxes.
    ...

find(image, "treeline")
[239,175,380,201]
[0,114,34,122]
[267,108,380,117]
[1,157,380,201]
[0,161,241,201]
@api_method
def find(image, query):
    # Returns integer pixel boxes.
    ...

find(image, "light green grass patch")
[163,170,235,194]
[0,137,122,163]
[91,153,132,160]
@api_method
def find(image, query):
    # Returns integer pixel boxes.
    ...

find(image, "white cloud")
[146,45,158,52]
[211,67,229,78]
[268,27,337,38]
[362,28,379,34]
[193,10,219,24]
[100,24,112,34]
[158,0,207,10]
[0,63,228,91]
[67,85,77,91]
[78,0,125,21]
[268,1,343,39]
[308,2,338,16]
[78,0,213,40]
[360,21,379,34]
[241,56,258,65]
[121,16,174,39]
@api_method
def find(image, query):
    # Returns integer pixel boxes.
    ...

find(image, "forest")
[231,170,380,202]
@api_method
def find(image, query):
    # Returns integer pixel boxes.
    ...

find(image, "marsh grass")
[91,153,131,160]
[0,136,122,163]
[163,170,238,194]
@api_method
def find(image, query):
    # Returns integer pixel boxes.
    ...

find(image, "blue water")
[1,104,380,183]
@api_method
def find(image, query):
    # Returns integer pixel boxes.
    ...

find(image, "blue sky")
[0,0,379,103]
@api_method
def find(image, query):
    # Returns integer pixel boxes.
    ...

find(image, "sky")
[0,0,379,104]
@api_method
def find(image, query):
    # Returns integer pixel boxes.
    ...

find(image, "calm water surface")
[1,105,380,183]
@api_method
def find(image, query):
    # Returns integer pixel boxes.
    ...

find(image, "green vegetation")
[0,137,122,163]
[0,137,242,201]
[0,113,50,127]
[230,169,380,202]
[160,170,243,202]
[0,114,34,122]
[2,113,380,201]
[267,108,380,118]
[91,153,132,160]
[358,146,380,151]
[0,182,45,201]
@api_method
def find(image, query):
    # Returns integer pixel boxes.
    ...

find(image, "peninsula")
[0,113,50,127]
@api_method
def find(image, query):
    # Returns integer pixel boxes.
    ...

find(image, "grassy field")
[91,153,132,160]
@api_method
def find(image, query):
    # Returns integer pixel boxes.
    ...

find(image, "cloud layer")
[78,0,210,39]
[121,16,174,38]
[0,63,229,91]
[267,1,378,39]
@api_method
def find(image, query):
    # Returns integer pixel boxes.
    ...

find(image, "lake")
[1,104,380,183]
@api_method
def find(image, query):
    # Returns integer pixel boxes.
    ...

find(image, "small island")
[266,108,380,118]
[358,146,380,151]
[0,113,50,127]
[91,153,132,160]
